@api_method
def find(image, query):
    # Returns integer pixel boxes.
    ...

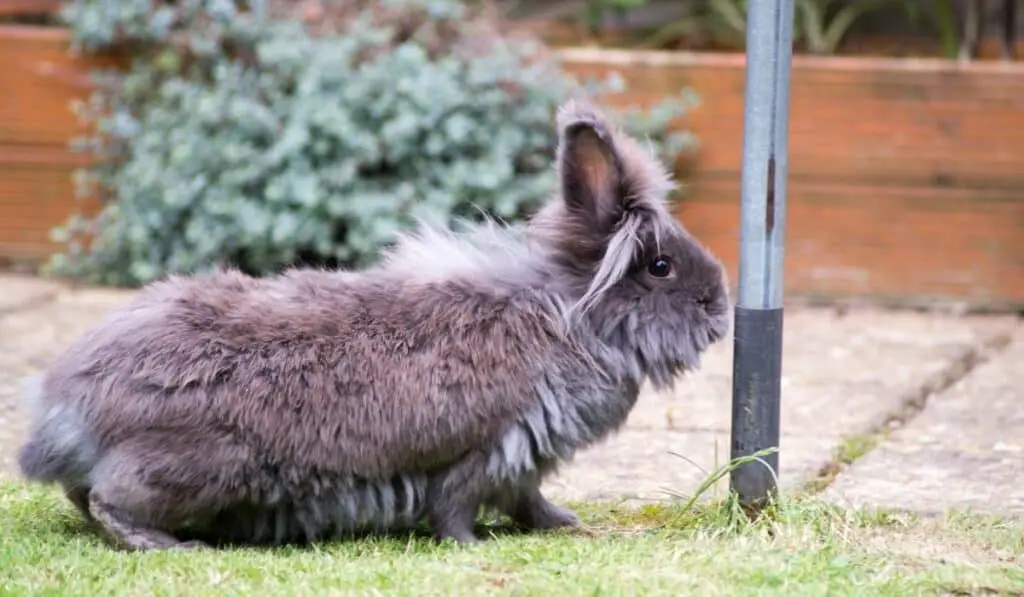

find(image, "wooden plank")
[560,50,1024,191]
[0,143,93,166]
[0,26,119,147]
[677,179,1024,307]
[0,1,61,16]
[0,159,97,263]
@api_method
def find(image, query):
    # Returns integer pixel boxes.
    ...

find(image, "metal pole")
[729,0,794,509]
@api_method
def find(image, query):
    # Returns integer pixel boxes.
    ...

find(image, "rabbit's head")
[531,98,731,389]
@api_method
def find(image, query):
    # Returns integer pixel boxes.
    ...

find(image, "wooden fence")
[1,27,1022,307]
[561,49,1024,309]
[0,27,113,265]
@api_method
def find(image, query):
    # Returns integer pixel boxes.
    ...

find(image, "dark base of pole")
[729,306,784,509]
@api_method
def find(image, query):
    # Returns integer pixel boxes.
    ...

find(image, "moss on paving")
[1,481,1021,596]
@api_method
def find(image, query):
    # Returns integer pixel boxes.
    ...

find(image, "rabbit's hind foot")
[63,484,93,522]
[87,492,209,551]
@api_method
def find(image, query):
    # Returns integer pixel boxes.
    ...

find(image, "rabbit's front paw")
[510,488,580,530]
[429,493,482,545]
[175,540,212,550]
[431,510,481,545]
[528,503,581,530]
[435,527,481,545]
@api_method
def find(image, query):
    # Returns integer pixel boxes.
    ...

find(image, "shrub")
[50,0,700,287]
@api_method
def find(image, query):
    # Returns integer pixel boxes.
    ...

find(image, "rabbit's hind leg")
[87,493,207,550]
[86,430,252,551]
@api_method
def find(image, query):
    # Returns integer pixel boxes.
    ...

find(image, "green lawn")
[1,480,1021,596]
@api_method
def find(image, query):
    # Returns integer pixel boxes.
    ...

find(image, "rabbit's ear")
[556,100,626,235]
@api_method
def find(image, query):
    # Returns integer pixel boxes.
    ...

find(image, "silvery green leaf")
[52,0,698,286]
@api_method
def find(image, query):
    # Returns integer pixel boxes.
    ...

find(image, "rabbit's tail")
[16,374,98,485]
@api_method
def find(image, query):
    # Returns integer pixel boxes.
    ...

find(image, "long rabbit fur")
[17,97,731,550]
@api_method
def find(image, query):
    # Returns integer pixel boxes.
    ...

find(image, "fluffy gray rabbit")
[17,98,731,551]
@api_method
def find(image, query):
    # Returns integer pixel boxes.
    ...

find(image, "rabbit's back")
[40,268,592,479]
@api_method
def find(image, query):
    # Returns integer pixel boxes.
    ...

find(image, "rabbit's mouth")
[704,307,732,346]
[708,322,728,344]
[635,344,699,391]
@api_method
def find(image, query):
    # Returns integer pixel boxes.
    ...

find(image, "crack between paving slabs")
[802,328,1018,495]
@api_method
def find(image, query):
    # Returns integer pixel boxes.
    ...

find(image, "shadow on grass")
[179,517,547,551]
[33,495,756,553]
[33,498,575,552]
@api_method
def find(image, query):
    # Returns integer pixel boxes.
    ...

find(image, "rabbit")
[16,97,731,551]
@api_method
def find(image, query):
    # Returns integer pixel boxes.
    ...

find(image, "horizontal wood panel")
[0,1,60,16]
[0,143,94,166]
[561,50,1024,190]
[0,26,119,147]
[678,178,1024,306]
[0,160,97,262]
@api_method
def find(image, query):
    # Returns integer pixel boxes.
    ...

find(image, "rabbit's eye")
[647,256,672,278]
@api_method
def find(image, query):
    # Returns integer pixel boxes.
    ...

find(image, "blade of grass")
[666,446,781,513]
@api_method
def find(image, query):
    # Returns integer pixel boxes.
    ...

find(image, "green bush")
[50,0,699,287]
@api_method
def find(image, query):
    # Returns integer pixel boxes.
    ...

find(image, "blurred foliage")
[578,0,973,58]
[660,0,920,55]
[708,0,912,55]
[581,0,647,33]
[925,0,966,59]
[50,0,699,286]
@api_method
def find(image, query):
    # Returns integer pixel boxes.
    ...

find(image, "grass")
[2,478,1022,597]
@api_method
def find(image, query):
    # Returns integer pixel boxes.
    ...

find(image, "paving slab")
[0,274,63,315]
[0,273,1018,509]
[544,429,836,503]
[545,308,1015,501]
[822,323,1024,517]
